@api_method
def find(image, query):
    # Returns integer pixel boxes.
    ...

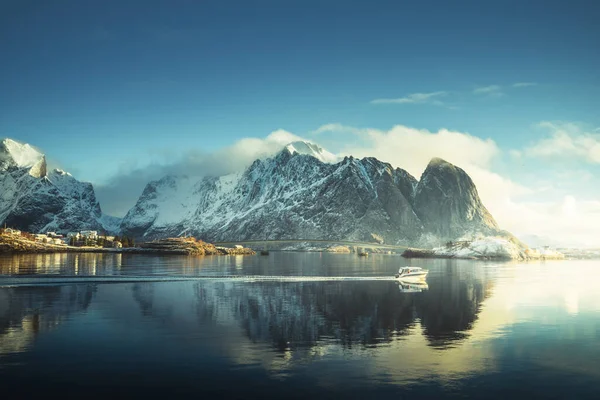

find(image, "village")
[0,226,255,256]
[1,227,135,249]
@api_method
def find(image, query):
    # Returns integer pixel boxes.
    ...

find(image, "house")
[4,228,21,235]
[47,232,64,239]
[52,238,63,245]
[80,230,98,239]
[35,234,49,242]
[234,245,244,249]
[104,236,115,242]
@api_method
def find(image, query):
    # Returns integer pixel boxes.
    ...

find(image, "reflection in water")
[417,267,493,348]
[0,285,96,356]
[0,253,123,276]
[0,256,599,398]
[191,274,490,351]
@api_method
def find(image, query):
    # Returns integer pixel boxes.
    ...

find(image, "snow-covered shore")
[403,237,565,261]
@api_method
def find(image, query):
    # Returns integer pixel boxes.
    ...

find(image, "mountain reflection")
[191,269,493,351]
[0,285,96,355]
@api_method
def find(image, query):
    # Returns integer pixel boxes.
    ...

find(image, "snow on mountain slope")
[121,146,424,242]
[0,138,44,168]
[0,138,121,234]
[121,141,503,244]
[283,141,338,163]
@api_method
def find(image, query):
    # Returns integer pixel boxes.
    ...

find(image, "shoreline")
[0,236,255,256]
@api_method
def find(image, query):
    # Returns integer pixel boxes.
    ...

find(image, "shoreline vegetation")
[0,234,254,256]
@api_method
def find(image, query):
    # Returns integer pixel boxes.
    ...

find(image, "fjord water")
[0,253,598,398]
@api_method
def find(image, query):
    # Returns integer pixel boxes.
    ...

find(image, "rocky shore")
[0,234,254,256]
[137,237,255,255]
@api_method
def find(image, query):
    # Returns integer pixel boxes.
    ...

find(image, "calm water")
[0,252,599,399]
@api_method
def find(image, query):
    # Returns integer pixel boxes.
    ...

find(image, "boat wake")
[0,275,399,287]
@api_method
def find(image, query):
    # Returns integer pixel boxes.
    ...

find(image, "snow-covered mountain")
[0,138,120,234]
[121,141,502,244]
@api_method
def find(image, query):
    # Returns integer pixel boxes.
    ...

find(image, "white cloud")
[512,82,537,88]
[96,129,305,216]
[370,91,447,105]
[473,85,503,96]
[316,123,500,177]
[525,121,600,164]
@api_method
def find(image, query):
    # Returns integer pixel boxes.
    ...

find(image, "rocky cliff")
[0,138,120,234]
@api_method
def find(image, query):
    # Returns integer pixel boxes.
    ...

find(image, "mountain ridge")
[121,141,503,245]
[0,138,121,234]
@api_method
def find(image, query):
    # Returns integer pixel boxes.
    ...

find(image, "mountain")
[0,138,120,234]
[413,158,499,239]
[121,141,501,244]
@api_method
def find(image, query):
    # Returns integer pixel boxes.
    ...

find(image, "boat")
[260,250,270,256]
[358,252,369,257]
[396,280,429,293]
[395,266,428,282]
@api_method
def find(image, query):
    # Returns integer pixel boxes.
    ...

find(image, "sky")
[1,0,599,246]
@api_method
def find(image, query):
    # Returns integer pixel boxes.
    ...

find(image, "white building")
[47,232,64,239]
[4,228,21,235]
[80,231,98,239]
[35,234,48,242]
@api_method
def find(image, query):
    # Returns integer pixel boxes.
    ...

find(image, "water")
[0,252,599,398]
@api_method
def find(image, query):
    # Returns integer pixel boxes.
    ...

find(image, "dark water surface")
[0,252,598,399]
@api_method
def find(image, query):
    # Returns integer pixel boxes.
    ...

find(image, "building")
[80,231,98,240]
[113,241,122,249]
[234,245,244,249]
[35,234,49,242]
[67,232,81,240]
[46,232,64,239]
[52,238,64,245]
[4,228,21,235]
[104,236,115,242]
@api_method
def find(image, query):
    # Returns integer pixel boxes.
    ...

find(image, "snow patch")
[284,141,338,163]
[1,138,44,167]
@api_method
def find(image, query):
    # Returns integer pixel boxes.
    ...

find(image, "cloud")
[524,121,600,163]
[95,129,304,216]
[473,85,503,97]
[316,123,500,177]
[311,123,362,135]
[512,82,537,88]
[370,91,447,105]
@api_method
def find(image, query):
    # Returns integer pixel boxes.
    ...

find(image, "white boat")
[395,266,428,282]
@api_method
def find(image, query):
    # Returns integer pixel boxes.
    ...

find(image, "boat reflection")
[396,280,428,293]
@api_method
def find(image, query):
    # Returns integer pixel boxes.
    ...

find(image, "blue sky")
[1,0,599,244]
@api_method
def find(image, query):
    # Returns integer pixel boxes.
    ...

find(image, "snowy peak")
[283,141,338,163]
[1,138,45,168]
[0,138,120,234]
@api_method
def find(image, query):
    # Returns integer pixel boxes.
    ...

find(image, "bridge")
[213,239,410,251]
